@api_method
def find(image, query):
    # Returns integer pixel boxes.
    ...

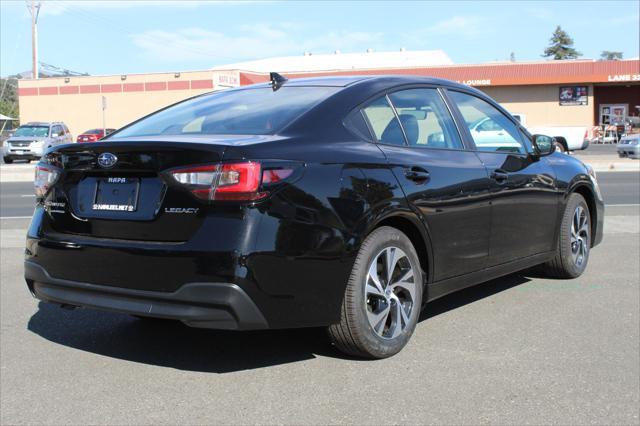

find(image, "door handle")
[405,166,430,183]
[490,169,509,182]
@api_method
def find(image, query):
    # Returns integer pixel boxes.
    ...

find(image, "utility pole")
[102,96,107,136]
[27,1,41,79]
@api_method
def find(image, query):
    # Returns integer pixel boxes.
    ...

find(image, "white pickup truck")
[511,113,590,152]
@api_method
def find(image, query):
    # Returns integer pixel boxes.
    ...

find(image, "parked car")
[2,122,73,163]
[617,134,640,159]
[25,76,604,358]
[511,113,590,152]
[77,128,116,143]
[467,117,525,152]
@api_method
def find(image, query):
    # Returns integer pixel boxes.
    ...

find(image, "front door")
[447,90,559,266]
[361,88,492,281]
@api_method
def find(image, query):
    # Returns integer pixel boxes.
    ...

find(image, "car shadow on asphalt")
[27,272,531,373]
[420,272,531,321]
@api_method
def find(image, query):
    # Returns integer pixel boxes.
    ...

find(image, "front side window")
[388,88,463,150]
[449,91,525,154]
[111,86,338,138]
[361,96,405,146]
[13,125,50,138]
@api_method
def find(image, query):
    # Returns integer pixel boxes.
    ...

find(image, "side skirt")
[425,252,554,303]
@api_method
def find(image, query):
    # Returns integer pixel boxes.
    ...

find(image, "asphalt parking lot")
[1,169,639,424]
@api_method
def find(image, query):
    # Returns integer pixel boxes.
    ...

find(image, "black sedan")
[25,75,604,358]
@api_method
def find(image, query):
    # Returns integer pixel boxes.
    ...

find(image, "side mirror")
[532,134,555,156]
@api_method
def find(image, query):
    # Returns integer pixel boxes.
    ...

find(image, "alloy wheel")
[571,205,589,267]
[364,246,417,339]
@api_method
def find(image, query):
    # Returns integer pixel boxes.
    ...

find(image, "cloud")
[523,7,555,21]
[424,16,487,36]
[130,24,384,64]
[605,13,640,25]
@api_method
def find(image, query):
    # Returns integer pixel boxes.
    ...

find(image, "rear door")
[447,90,558,265]
[361,87,491,281]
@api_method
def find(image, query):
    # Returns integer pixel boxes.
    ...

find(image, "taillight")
[77,134,98,142]
[34,163,60,198]
[262,168,293,184]
[169,162,266,201]
[215,162,263,200]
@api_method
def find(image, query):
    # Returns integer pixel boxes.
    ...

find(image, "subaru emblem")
[98,152,118,168]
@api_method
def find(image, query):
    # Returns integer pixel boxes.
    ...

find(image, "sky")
[1,0,638,77]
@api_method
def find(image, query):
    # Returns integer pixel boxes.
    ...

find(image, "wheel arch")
[368,212,434,287]
[554,136,569,152]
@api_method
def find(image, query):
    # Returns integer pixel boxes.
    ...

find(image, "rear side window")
[344,110,374,142]
[361,96,405,146]
[388,88,463,150]
[448,91,525,154]
[112,86,338,137]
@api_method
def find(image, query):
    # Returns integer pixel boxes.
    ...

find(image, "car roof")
[244,75,474,91]
[23,121,65,126]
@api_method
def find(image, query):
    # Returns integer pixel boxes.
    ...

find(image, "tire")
[540,193,591,278]
[328,226,423,359]
[3,157,13,164]
[554,140,567,153]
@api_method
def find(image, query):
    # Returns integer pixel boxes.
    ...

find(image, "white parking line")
[20,194,35,198]
[0,216,32,220]
[606,203,640,207]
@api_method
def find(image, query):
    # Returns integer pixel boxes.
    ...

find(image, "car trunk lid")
[42,140,230,242]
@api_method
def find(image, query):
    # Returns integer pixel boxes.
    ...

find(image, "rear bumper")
[25,260,268,330]
[580,139,590,150]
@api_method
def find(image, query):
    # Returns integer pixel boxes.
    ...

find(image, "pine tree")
[542,26,582,60]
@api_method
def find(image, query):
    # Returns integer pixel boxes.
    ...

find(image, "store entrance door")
[600,104,628,125]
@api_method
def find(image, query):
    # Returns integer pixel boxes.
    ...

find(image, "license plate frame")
[92,177,140,212]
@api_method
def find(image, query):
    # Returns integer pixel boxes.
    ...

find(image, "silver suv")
[2,122,73,164]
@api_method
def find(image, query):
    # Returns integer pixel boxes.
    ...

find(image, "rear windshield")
[85,129,103,134]
[111,86,337,138]
[13,126,49,137]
